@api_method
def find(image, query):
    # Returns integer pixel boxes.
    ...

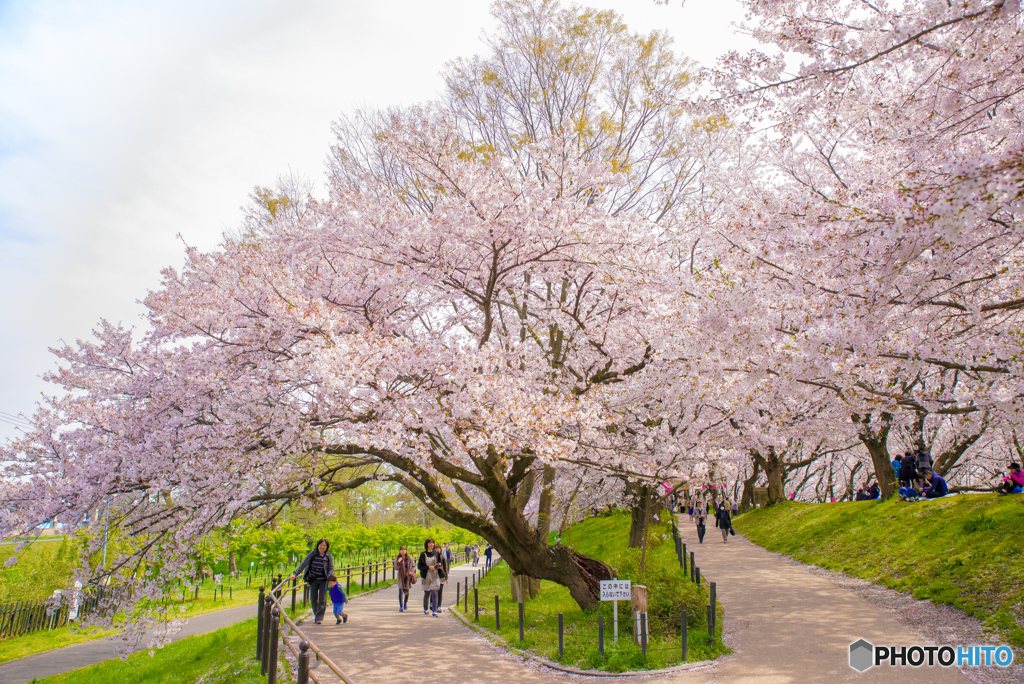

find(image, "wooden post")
[598,614,604,656]
[690,551,695,581]
[696,567,701,586]
[260,598,272,675]
[256,587,265,660]
[495,595,500,630]
[710,582,717,638]
[456,581,460,606]
[681,608,687,661]
[518,601,524,642]
[682,543,687,573]
[297,640,310,684]
[558,612,564,658]
[474,587,479,621]
[268,606,280,684]
[630,585,648,646]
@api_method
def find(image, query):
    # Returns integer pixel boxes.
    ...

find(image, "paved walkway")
[306,529,976,684]
[0,603,257,684]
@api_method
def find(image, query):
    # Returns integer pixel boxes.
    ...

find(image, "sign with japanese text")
[599,579,631,601]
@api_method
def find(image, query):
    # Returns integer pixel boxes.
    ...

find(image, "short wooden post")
[291,578,297,612]
[268,606,281,684]
[518,601,524,642]
[297,640,310,684]
[598,614,604,655]
[456,581,460,606]
[707,604,714,640]
[346,572,351,595]
[683,543,688,573]
[260,598,272,675]
[630,585,648,646]
[474,587,479,621]
[696,567,701,586]
[465,579,469,612]
[681,608,687,660]
[495,595,500,629]
[690,552,695,581]
[276,574,282,599]
[709,582,717,637]
[558,612,564,658]
[256,587,265,660]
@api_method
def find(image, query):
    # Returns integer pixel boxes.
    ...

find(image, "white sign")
[599,579,631,601]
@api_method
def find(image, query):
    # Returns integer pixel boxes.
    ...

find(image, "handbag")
[729,527,736,536]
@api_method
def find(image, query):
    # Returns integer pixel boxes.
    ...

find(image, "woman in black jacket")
[291,538,334,624]
[417,538,447,616]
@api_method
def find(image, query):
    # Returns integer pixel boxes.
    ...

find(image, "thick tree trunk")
[536,465,556,543]
[853,412,896,498]
[628,483,657,548]
[228,550,237,575]
[752,448,786,504]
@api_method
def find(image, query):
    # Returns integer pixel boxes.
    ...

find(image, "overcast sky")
[0,0,752,439]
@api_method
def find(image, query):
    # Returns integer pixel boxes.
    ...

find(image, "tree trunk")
[752,448,786,504]
[740,459,761,512]
[853,412,896,498]
[536,465,556,543]
[628,483,656,548]
[228,550,237,575]
[510,570,540,601]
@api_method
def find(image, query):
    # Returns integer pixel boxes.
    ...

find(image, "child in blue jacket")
[327,575,348,625]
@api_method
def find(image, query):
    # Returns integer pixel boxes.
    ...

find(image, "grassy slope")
[29,618,267,684]
[460,511,727,672]
[733,495,1024,647]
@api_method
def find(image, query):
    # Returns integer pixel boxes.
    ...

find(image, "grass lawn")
[455,511,728,672]
[733,495,1024,647]
[1,576,394,666]
[28,617,269,684]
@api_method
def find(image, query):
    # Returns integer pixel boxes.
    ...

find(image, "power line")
[0,411,33,427]
[0,417,30,430]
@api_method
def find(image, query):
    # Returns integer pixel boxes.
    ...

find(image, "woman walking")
[695,505,707,544]
[292,538,334,625]
[417,538,446,617]
[394,545,416,612]
[719,505,733,543]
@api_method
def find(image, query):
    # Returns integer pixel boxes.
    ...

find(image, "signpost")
[599,579,631,643]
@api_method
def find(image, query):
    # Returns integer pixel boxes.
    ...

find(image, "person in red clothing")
[998,463,1024,495]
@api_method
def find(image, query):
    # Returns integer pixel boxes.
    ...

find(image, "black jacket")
[719,509,732,529]
[417,550,447,581]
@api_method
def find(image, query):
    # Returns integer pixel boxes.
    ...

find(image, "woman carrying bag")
[291,538,334,625]
[417,538,446,617]
[394,545,416,612]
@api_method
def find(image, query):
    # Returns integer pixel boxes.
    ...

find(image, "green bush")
[612,530,709,637]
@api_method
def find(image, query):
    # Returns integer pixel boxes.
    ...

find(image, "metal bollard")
[268,606,281,684]
[598,614,604,655]
[256,587,265,660]
[346,572,351,596]
[518,601,525,642]
[690,552,695,582]
[681,608,687,661]
[474,587,479,621]
[495,595,500,629]
[464,579,469,612]
[641,611,647,656]
[297,640,310,684]
[558,612,564,658]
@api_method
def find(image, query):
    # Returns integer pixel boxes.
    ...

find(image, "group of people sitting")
[892,449,948,500]
[853,482,881,500]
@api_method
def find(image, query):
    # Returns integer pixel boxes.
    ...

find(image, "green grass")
[0,574,393,666]
[733,495,1024,647]
[456,511,728,672]
[28,618,268,684]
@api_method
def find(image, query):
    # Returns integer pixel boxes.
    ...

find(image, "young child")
[327,575,348,625]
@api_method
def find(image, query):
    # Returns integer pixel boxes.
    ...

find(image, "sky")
[0,0,753,440]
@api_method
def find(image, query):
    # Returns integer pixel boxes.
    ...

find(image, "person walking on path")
[695,506,707,544]
[417,538,445,617]
[436,544,450,610]
[484,544,493,570]
[688,503,694,522]
[471,544,480,566]
[393,545,416,612]
[718,506,733,543]
[327,575,348,625]
[292,538,334,625]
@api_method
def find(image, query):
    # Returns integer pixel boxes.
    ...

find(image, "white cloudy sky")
[0,0,753,439]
